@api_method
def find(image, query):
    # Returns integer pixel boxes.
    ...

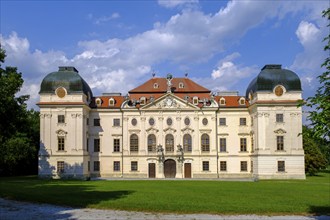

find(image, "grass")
[0,172,329,215]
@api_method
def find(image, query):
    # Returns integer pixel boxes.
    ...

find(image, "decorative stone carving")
[56,129,67,136]
[274,128,287,134]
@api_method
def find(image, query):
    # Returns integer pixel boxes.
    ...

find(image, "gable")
[141,93,199,110]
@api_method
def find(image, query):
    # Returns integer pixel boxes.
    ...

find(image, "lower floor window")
[114,161,121,171]
[57,161,64,173]
[94,161,100,171]
[202,161,209,171]
[278,161,285,172]
[131,161,138,171]
[220,161,227,171]
[240,161,248,172]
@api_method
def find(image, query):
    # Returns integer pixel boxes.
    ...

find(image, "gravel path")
[0,198,329,220]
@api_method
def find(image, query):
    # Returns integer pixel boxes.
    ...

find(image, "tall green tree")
[304,8,330,141]
[0,47,39,176]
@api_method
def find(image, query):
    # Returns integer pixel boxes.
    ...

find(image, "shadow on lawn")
[309,205,330,216]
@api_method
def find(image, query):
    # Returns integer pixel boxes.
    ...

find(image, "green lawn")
[0,172,329,215]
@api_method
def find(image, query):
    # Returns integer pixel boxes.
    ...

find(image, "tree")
[302,126,328,175]
[304,8,330,141]
[0,47,40,176]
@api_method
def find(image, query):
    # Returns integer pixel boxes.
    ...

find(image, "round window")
[131,118,137,126]
[167,118,173,126]
[275,86,284,96]
[202,118,208,125]
[149,118,155,126]
[56,87,66,98]
[184,117,190,126]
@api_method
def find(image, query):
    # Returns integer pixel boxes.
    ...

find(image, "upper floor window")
[277,136,284,151]
[219,118,226,126]
[193,96,199,105]
[113,118,120,127]
[166,117,173,126]
[202,118,208,126]
[147,134,156,152]
[94,138,100,152]
[183,134,192,152]
[239,118,246,126]
[58,137,65,151]
[219,98,226,105]
[86,118,89,126]
[184,117,190,126]
[149,118,155,126]
[94,118,100,126]
[239,97,245,105]
[114,139,120,152]
[220,138,226,152]
[131,118,137,126]
[276,114,284,123]
[58,115,65,123]
[240,138,247,152]
[179,82,184,88]
[165,134,174,152]
[109,98,115,106]
[95,98,102,106]
[140,97,146,105]
[201,134,210,152]
[130,134,139,152]
[153,83,159,89]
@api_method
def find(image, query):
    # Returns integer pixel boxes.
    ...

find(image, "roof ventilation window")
[95,98,102,107]
[239,97,245,105]
[219,97,226,105]
[140,97,146,105]
[153,83,159,89]
[193,96,199,105]
[179,82,184,88]
[109,98,115,106]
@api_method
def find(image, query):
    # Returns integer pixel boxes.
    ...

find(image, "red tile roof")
[91,96,125,109]
[214,96,249,108]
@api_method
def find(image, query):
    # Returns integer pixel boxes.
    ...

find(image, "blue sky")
[1,0,328,116]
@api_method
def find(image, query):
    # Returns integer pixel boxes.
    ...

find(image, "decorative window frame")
[219,97,226,106]
[193,96,199,105]
[140,97,146,105]
[179,82,184,88]
[95,98,102,107]
[273,85,286,97]
[109,98,115,106]
[239,97,246,105]
[153,83,159,89]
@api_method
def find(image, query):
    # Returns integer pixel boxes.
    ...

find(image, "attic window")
[179,82,184,88]
[193,96,199,105]
[239,98,245,105]
[109,98,115,106]
[95,98,102,106]
[153,83,159,89]
[220,98,226,105]
[140,97,146,105]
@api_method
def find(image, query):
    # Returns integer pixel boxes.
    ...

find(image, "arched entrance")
[164,159,176,178]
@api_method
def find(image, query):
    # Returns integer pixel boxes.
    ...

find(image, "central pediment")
[141,93,199,110]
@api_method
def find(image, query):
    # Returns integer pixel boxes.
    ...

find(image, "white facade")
[38,65,305,179]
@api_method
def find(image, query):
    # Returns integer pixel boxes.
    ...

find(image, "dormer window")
[95,98,102,107]
[239,97,245,105]
[220,97,226,105]
[140,97,146,105]
[193,96,199,105]
[109,98,115,106]
[179,82,184,88]
[153,83,159,89]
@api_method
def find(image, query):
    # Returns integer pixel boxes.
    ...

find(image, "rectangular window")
[94,161,100,172]
[88,161,90,172]
[94,138,100,152]
[94,118,100,126]
[220,161,227,171]
[86,118,89,126]
[240,161,248,172]
[131,161,138,171]
[113,139,120,152]
[278,161,285,172]
[220,138,226,152]
[58,115,65,123]
[113,118,120,127]
[239,118,246,126]
[219,118,226,126]
[114,161,120,171]
[240,138,247,152]
[277,136,284,151]
[276,114,284,123]
[57,161,65,173]
[58,137,65,151]
[202,161,209,171]
[86,138,89,152]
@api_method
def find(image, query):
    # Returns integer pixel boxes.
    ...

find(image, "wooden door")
[164,159,176,178]
[148,163,155,178]
[184,163,191,178]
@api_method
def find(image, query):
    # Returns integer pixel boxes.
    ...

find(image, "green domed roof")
[39,66,93,97]
[246,65,301,98]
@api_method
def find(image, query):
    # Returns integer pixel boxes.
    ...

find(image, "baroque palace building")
[38,64,305,179]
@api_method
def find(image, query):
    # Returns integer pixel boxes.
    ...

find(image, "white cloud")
[158,0,198,8]
[296,21,320,45]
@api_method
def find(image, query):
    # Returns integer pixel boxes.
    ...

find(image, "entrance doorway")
[184,163,191,178]
[164,159,176,178]
[148,163,155,178]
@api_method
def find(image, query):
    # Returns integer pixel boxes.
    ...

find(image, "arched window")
[165,134,174,152]
[193,96,199,105]
[95,98,102,106]
[220,97,226,105]
[109,98,115,106]
[183,134,192,152]
[148,134,156,152]
[130,134,138,152]
[201,134,210,152]
[239,97,245,105]
[140,97,146,105]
